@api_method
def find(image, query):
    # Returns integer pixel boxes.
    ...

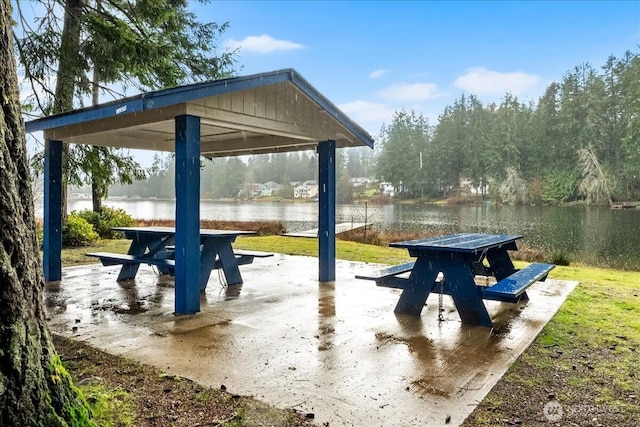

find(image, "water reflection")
[317,283,335,352]
[54,200,640,271]
[44,281,67,315]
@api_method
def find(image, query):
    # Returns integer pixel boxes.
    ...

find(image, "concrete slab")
[46,256,577,426]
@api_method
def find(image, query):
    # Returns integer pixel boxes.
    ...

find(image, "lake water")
[59,199,640,271]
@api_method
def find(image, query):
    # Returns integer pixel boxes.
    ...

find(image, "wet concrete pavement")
[46,255,577,426]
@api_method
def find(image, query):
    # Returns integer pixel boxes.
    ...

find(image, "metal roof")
[25,69,374,157]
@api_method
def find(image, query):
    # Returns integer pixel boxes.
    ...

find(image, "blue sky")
[196,0,639,139]
[16,0,640,167]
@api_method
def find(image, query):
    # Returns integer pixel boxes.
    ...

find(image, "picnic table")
[356,233,554,327]
[87,226,272,291]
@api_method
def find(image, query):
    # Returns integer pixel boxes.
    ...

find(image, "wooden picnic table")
[87,226,270,291]
[357,233,554,327]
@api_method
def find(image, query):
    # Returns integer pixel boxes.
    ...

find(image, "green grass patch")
[233,235,411,265]
[195,390,214,403]
[80,385,135,427]
[466,261,640,424]
[61,239,131,266]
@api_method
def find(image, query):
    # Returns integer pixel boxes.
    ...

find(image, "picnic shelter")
[25,69,374,314]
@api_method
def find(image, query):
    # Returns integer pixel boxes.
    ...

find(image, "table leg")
[217,239,243,286]
[396,254,493,327]
[116,236,158,281]
[199,237,242,290]
[199,239,217,291]
[437,256,493,327]
[394,258,438,315]
[486,246,517,280]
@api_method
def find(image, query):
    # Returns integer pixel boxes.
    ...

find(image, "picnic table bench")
[356,233,554,327]
[355,261,416,288]
[88,249,273,272]
[162,246,273,263]
[86,226,272,291]
[480,262,554,303]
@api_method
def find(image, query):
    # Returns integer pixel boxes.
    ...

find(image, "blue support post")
[318,140,336,282]
[43,139,62,281]
[174,115,201,314]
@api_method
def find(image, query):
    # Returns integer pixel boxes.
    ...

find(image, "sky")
[17,0,640,167]
[193,0,639,140]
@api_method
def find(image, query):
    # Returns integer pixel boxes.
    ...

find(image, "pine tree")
[17,0,236,212]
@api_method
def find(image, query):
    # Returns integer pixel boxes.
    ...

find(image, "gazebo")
[26,69,374,314]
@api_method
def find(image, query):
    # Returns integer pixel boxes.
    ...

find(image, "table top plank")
[389,233,522,253]
[112,226,257,237]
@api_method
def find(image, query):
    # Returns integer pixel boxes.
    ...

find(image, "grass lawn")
[64,236,640,425]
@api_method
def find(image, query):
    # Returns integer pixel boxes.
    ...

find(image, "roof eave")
[25,69,374,149]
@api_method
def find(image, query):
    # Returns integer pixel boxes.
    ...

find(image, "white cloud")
[453,67,540,96]
[369,69,389,79]
[338,100,395,129]
[377,82,439,101]
[225,34,306,55]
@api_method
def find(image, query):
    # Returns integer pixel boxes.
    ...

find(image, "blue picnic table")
[87,226,271,291]
[356,233,554,327]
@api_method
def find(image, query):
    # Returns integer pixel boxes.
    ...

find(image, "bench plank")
[163,247,273,259]
[87,250,272,273]
[355,261,415,281]
[86,252,175,268]
[233,250,274,258]
[482,262,554,302]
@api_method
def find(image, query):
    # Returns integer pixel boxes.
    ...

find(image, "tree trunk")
[91,181,103,212]
[53,0,84,220]
[91,51,104,213]
[0,1,92,424]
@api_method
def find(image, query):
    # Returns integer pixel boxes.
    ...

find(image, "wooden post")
[174,115,201,314]
[43,139,63,281]
[318,140,336,282]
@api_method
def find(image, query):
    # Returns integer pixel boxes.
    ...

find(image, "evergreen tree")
[376,110,431,198]
[489,93,525,181]
[557,65,594,169]
[617,51,640,198]
[430,97,468,191]
[532,82,562,173]
[17,0,236,212]
[464,95,491,195]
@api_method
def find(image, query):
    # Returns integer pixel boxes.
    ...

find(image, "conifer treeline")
[376,50,639,204]
[111,50,638,204]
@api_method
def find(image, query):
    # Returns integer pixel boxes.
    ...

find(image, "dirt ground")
[54,335,316,427]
